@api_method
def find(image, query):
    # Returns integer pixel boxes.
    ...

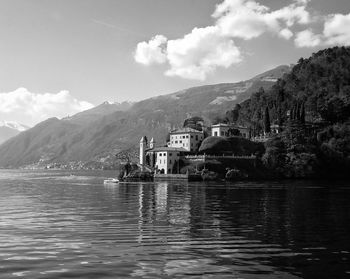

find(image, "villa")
[139,122,255,175]
[140,127,204,174]
[167,127,204,152]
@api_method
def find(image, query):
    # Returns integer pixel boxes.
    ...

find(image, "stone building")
[168,127,204,152]
[211,123,250,139]
[139,127,204,174]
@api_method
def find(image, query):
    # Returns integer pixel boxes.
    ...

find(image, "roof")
[211,123,249,130]
[147,147,188,153]
[169,127,203,134]
[211,123,229,127]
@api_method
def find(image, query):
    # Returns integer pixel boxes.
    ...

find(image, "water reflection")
[0,171,349,278]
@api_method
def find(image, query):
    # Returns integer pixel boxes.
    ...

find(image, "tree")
[264,106,271,133]
[226,104,241,123]
[300,103,305,123]
[183,116,204,131]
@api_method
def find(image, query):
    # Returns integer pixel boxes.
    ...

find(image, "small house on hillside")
[211,123,250,139]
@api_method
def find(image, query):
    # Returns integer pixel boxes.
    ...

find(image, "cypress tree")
[264,106,271,133]
[300,103,306,123]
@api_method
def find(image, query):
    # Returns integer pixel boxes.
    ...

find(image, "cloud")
[213,0,310,40]
[0,88,94,126]
[165,26,242,80]
[294,13,350,48]
[134,35,167,65]
[323,13,350,45]
[295,29,321,47]
[134,0,349,80]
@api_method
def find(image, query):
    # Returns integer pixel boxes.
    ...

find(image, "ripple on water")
[0,170,349,278]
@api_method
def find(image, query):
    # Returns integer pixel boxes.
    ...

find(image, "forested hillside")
[223,47,350,178]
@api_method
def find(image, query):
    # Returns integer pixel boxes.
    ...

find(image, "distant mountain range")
[0,121,30,145]
[0,65,291,168]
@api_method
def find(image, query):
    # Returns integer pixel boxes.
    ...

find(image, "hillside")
[226,46,350,178]
[0,65,290,168]
[234,47,350,130]
[0,121,30,145]
[64,101,133,124]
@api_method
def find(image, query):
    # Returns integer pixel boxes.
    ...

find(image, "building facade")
[211,123,230,137]
[151,147,186,174]
[139,136,188,174]
[168,127,204,152]
[211,123,250,139]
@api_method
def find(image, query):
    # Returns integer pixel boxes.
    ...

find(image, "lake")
[0,170,349,278]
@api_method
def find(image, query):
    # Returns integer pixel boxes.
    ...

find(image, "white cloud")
[323,13,350,45]
[214,0,310,40]
[134,35,167,65]
[134,0,349,79]
[165,26,242,80]
[295,29,321,47]
[0,88,94,126]
[279,28,294,40]
[294,13,350,48]
[213,0,269,40]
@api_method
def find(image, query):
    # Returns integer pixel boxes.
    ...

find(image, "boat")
[103,178,119,184]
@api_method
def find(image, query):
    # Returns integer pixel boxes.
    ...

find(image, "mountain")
[0,65,290,168]
[0,121,30,145]
[63,101,133,124]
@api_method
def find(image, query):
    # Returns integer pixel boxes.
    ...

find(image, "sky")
[0,0,349,126]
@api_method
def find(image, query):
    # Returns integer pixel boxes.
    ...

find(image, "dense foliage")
[233,47,350,130]
[225,47,350,178]
[199,136,264,156]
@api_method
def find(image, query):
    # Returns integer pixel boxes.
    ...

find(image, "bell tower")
[150,138,155,149]
[139,136,147,166]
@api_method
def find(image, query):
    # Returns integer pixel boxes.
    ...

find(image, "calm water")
[0,170,349,279]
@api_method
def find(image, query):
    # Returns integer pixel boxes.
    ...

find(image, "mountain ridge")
[0,65,291,168]
[0,121,30,145]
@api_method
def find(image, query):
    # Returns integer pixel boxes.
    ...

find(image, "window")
[191,135,193,138]
[163,153,166,156]
[214,132,218,136]
[195,135,198,140]
[159,153,162,156]
[175,141,178,144]
[169,153,172,156]
[186,135,189,138]
[221,131,224,136]
[169,160,172,163]
[179,140,182,143]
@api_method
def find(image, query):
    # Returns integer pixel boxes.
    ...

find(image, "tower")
[139,136,147,166]
[150,138,155,149]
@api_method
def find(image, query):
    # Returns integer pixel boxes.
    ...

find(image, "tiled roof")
[211,123,229,127]
[147,147,188,152]
[170,127,203,134]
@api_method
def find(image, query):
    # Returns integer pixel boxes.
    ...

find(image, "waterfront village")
[119,119,279,181]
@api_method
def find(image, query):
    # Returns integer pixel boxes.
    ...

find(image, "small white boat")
[103,178,119,184]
